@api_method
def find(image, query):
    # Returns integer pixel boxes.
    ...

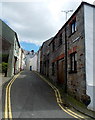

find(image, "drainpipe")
[64,27,67,93]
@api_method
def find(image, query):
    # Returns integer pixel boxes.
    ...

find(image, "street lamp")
[61,10,73,21]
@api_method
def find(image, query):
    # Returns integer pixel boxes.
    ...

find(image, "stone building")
[40,38,53,77]
[44,2,94,111]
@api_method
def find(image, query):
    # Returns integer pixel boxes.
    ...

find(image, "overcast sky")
[0,0,94,51]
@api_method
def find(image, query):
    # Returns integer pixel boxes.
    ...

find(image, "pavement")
[0,73,13,120]
[0,73,12,100]
[61,93,95,119]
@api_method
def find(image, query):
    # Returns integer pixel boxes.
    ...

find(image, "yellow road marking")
[5,78,14,118]
[5,77,16,119]
[4,72,21,119]
[5,87,8,118]
[58,103,80,119]
[36,72,86,120]
[66,109,84,119]
[8,79,15,119]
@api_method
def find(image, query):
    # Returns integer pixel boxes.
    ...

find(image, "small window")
[52,41,55,52]
[70,52,77,73]
[71,19,76,34]
[52,62,55,75]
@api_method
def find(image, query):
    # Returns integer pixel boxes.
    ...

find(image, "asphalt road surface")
[3,71,77,119]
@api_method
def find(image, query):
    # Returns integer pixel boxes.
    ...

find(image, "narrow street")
[3,71,76,119]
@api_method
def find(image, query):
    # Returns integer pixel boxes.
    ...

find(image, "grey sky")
[0,0,94,45]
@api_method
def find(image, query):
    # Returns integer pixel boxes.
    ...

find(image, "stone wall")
[40,38,53,76]
[67,6,86,101]
[40,3,95,106]
[49,5,88,103]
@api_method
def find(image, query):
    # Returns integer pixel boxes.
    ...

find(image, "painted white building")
[13,33,21,75]
[37,49,41,72]
[84,3,95,111]
[25,50,35,70]
[30,53,38,71]
[20,49,26,70]
[18,48,22,71]
[1,19,26,77]
[10,33,25,75]
[0,20,22,77]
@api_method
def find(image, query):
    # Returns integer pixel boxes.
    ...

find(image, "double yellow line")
[4,72,21,120]
[36,72,86,120]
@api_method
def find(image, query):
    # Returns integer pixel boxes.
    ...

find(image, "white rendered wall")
[84,5,95,111]
[93,5,95,111]
[25,52,35,70]
[25,55,31,70]
[30,54,37,71]
[22,52,26,69]
[37,51,41,72]
[18,48,22,71]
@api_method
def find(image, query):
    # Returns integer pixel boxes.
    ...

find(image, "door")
[57,59,64,84]
[14,57,17,74]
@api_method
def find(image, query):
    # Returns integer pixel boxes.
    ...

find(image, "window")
[52,62,55,75]
[52,41,55,52]
[59,33,62,46]
[70,52,77,73]
[71,19,76,34]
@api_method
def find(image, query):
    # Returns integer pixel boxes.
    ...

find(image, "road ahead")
[3,71,78,119]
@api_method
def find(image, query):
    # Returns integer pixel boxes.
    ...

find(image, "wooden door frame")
[57,58,65,84]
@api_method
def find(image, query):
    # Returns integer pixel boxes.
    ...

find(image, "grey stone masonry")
[67,5,86,101]
[40,2,95,106]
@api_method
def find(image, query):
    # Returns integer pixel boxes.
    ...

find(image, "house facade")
[40,2,95,111]
[40,38,53,77]
[37,49,41,73]
[30,53,38,71]
[0,19,24,77]
[20,49,26,70]
[25,50,35,70]
[13,33,21,75]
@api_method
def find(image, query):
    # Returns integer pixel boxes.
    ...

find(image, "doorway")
[57,59,64,84]
[14,56,17,74]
